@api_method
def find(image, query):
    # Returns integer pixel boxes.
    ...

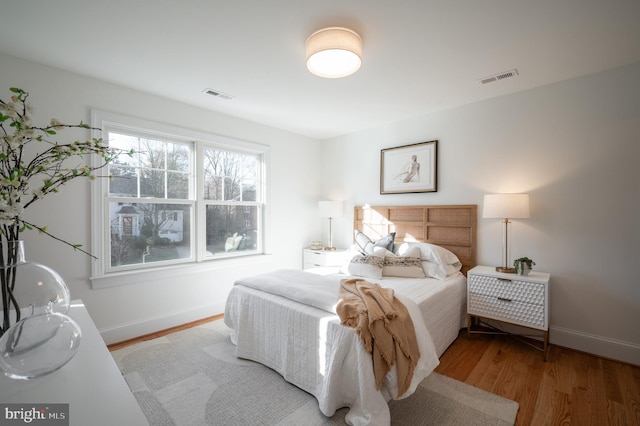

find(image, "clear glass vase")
[0,311,82,379]
[0,240,81,380]
[0,240,71,323]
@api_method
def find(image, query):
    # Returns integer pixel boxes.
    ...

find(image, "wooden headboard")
[354,205,477,275]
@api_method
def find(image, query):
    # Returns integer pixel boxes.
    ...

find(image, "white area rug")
[111,320,518,425]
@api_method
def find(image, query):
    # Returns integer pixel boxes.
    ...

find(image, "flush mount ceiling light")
[306,27,362,78]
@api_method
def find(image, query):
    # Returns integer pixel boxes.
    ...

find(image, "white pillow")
[346,246,386,279]
[382,247,426,278]
[396,241,459,264]
[422,260,463,279]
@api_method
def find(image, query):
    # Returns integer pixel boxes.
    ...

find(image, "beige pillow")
[382,247,426,278]
[347,247,386,279]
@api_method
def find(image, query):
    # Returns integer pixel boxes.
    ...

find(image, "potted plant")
[513,257,536,276]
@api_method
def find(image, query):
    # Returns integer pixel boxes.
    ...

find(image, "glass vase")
[0,241,71,325]
[0,311,82,379]
[0,240,81,380]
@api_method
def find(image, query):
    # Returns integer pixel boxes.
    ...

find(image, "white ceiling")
[1,1,639,140]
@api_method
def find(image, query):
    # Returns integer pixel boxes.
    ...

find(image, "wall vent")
[203,88,234,100]
[478,69,519,85]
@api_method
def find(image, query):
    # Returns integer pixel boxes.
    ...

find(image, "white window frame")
[89,110,270,289]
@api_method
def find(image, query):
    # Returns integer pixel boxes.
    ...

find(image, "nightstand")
[467,265,551,360]
[303,248,350,270]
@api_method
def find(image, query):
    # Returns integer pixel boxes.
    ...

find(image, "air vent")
[202,88,233,100]
[478,69,519,85]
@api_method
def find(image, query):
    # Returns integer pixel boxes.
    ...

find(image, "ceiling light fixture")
[306,27,362,78]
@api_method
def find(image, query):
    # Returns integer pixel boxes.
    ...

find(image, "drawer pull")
[497,278,512,283]
[497,297,513,302]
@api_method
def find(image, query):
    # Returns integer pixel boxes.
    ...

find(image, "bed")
[224,205,477,425]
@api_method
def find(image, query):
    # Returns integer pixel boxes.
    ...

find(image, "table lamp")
[318,200,343,251]
[483,194,530,273]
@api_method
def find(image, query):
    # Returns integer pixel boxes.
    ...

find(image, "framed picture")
[380,140,437,194]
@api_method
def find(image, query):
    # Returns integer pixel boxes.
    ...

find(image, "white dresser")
[467,265,551,360]
[0,300,148,426]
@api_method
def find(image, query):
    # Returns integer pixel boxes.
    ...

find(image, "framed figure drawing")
[380,140,437,194]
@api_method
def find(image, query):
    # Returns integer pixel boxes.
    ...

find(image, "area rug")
[110,319,518,425]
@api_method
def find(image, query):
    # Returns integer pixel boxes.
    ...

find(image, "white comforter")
[224,269,444,426]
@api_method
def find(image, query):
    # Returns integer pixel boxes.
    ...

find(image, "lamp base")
[496,266,516,274]
[324,246,337,251]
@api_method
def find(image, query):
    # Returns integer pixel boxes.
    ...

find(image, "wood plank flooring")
[435,331,640,425]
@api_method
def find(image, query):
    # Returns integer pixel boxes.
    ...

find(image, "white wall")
[1,53,323,343]
[322,62,640,365]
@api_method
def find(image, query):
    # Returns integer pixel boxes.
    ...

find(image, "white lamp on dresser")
[482,193,530,273]
[318,200,343,251]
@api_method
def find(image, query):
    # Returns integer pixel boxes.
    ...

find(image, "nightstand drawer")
[303,249,350,269]
[468,293,545,329]
[304,250,333,266]
[468,274,545,305]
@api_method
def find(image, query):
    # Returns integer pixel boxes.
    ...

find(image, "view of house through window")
[107,132,193,268]
[95,118,265,275]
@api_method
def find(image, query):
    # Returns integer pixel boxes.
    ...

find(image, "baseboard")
[550,325,640,366]
[469,319,639,366]
[99,303,224,345]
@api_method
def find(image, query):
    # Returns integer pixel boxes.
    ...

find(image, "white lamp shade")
[306,27,362,78]
[318,200,344,218]
[483,194,530,219]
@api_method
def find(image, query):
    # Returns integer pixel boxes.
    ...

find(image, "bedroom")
[0,1,639,424]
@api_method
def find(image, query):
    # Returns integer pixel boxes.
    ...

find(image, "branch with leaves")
[0,87,132,335]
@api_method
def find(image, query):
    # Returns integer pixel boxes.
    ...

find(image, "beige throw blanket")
[336,278,421,398]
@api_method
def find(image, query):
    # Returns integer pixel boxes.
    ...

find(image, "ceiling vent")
[478,69,519,85]
[202,88,233,100]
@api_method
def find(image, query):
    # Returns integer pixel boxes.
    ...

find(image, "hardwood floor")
[435,331,640,425]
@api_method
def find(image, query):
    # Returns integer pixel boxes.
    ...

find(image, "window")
[203,147,261,254]
[90,111,268,281]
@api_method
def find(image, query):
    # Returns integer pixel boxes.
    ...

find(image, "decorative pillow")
[346,247,386,279]
[396,242,462,279]
[354,230,396,255]
[382,247,426,278]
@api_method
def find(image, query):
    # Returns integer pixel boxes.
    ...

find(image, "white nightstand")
[467,265,551,361]
[303,248,350,270]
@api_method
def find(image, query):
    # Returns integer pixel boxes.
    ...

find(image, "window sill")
[90,253,272,289]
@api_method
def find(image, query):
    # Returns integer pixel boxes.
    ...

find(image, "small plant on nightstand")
[513,257,536,276]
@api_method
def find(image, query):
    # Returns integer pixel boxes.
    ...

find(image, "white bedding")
[224,269,467,426]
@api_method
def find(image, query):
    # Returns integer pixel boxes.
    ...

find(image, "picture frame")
[380,140,438,194]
